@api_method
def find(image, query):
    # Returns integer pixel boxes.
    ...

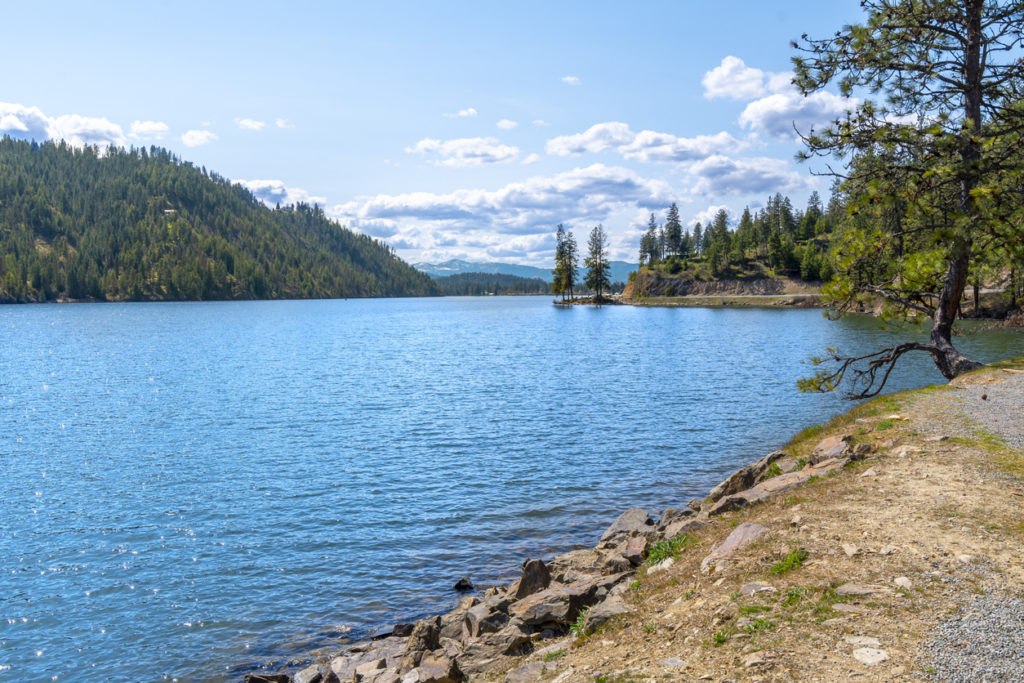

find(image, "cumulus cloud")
[332,163,673,242]
[129,120,168,140]
[181,129,218,147]
[689,204,731,227]
[406,136,519,167]
[497,119,518,130]
[275,118,294,129]
[561,76,581,86]
[689,155,812,196]
[545,122,743,162]
[702,56,787,100]
[0,102,127,148]
[521,153,540,165]
[443,107,477,118]
[532,119,550,127]
[235,179,327,208]
[739,90,856,139]
[235,118,265,131]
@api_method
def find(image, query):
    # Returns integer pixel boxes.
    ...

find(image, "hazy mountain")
[415,258,636,284]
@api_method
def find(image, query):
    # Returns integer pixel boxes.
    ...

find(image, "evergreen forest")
[0,138,439,302]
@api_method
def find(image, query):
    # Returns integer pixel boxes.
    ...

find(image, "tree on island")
[584,224,612,300]
[795,0,1024,397]
[552,224,579,301]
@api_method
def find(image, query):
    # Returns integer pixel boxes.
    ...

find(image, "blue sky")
[1,1,866,265]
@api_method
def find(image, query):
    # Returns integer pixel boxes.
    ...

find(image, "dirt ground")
[494,363,1024,682]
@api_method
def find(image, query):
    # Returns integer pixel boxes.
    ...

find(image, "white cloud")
[497,119,518,130]
[129,120,168,140]
[739,90,856,139]
[521,153,540,165]
[689,204,731,227]
[406,136,519,167]
[442,107,478,118]
[333,164,672,242]
[689,155,812,195]
[561,76,581,86]
[0,102,127,148]
[545,121,743,162]
[275,118,294,129]
[532,119,550,127]
[702,56,784,100]
[235,179,327,208]
[235,118,265,131]
[181,129,218,147]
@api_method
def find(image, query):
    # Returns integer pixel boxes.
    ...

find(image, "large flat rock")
[707,457,848,516]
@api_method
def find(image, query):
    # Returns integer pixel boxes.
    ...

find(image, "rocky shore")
[245,361,1024,683]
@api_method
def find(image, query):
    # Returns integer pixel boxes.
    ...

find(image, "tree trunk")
[927,0,984,380]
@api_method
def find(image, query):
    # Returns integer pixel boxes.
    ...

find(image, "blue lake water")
[0,297,1019,681]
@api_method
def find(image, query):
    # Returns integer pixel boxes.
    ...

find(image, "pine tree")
[583,224,611,299]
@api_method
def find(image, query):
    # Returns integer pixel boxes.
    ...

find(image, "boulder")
[835,583,892,598]
[707,457,848,516]
[547,548,629,582]
[245,675,290,683]
[399,617,442,672]
[504,661,547,682]
[514,559,551,599]
[462,602,509,639]
[294,665,322,683]
[470,619,532,656]
[355,658,386,679]
[581,594,634,632]
[452,577,474,592]
[620,536,648,565]
[657,508,693,529]
[686,498,703,512]
[440,596,478,640]
[403,654,463,682]
[811,435,852,464]
[708,450,787,502]
[512,572,631,626]
[700,523,768,574]
[391,623,415,638]
[599,507,655,543]
[661,517,707,539]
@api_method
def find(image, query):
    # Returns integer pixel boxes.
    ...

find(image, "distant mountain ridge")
[415,258,636,284]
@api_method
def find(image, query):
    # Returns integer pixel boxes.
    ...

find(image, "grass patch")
[876,418,896,431]
[643,622,657,633]
[738,604,772,616]
[744,618,776,633]
[770,548,809,575]
[782,586,807,607]
[764,461,784,478]
[713,629,731,646]
[646,534,696,565]
[811,587,849,620]
[571,607,590,638]
[544,649,565,661]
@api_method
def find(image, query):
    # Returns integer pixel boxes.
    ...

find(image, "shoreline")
[243,359,1024,682]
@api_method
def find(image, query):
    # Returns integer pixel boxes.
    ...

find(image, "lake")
[0,297,1018,681]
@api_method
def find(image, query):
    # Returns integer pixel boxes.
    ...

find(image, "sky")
[0,0,867,266]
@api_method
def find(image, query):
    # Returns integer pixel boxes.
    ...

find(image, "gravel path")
[926,595,1024,682]
[924,370,1024,682]
[952,370,1024,450]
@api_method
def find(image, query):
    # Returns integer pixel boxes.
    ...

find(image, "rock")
[835,583,891,597]
[547,548,633,582]
[512,572,631,626]
[686,498,703,512]
[504,661,547,682]
[440,596,478,640]
[740,581,775,597]
[661,657,686,667]
[294,665,323,683]
[356,659,386,679]
[844,636,881,647]
[399,617,442,671]
[391,623,416,638]
[661,517,708,539]
[463,602,509,639]
[657,508,693,529]
[582,594,634,632]
[452,577,474,592]
[851,443,873,460]
[514,559,552,599]
[859,467,878,478]
[245,675,290,683]
[706,457,848,516]
[842,543,860,557]
[957,554,974,564]
[406,654,462,682]
[708,450,787,501]
[744,652,767,668]
[790,515,803,527]
[852,647,889,665]
[646,557,674,575]
[894,576,913,590]
[700,523,768,574]
[620,536,648,565]
[599,508,655,543]
[811,434,852,465]
[878,545,897,555]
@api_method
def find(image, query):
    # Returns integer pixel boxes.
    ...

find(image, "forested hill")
[0,138,438,302]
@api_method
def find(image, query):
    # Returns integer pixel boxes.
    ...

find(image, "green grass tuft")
[770,548,809,575]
